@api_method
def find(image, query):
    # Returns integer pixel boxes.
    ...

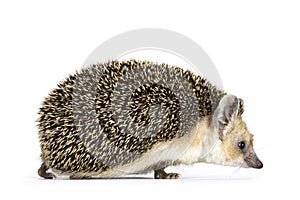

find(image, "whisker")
[230,163,243,178]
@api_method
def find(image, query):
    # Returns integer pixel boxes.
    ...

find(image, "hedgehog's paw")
[163,173,180,179]
[154,169,180,179]
[38,163,56,179]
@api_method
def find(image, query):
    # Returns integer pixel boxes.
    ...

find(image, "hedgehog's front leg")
[154,168,180,179]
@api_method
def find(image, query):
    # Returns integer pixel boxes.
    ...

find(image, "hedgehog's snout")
[244,151,263,169]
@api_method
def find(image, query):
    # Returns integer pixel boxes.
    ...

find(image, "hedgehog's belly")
[99,143,174,177]
[99,133,195,177]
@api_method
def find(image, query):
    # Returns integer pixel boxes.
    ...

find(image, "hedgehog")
[37,59,263,179]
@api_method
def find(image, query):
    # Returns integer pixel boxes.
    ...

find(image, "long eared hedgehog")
[37,60,263,179]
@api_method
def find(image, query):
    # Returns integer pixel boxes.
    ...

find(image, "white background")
[0,0,299,199]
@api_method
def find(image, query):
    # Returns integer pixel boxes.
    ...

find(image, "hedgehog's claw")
[38,163,56,179]
[154,168,180,179]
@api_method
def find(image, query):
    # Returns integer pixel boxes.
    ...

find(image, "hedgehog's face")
[219,117,263,169]
[211,95,263,169]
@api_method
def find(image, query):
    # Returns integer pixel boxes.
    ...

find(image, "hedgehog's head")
[209,95,263,169]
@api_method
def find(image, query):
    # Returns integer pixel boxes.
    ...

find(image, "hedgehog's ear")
[238,98,244,115]
[213,95,239,139]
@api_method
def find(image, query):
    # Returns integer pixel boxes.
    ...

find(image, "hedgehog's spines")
[38,60,226,177]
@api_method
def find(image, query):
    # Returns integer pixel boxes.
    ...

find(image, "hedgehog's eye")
[238,141,246,150]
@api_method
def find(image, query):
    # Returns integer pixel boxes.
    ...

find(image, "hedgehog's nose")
[257,160,263,169]
[251,159,263,169]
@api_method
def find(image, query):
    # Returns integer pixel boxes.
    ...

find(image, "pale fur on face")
[204,116,254,167]
[178,116,253,168]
